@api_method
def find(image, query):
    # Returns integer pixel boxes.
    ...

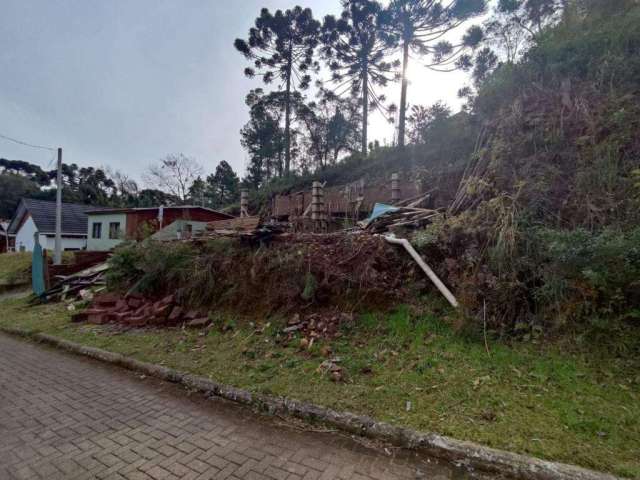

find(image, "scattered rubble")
[61,194,452,331]
[318,357,345,382]
[71,292,211,329]
[282,311,352,340]
[39,263,109,303]
[207,216,261,233]
[71,288,363,341]
[360,199,441,234]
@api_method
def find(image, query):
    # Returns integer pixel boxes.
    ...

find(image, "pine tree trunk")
[362,65,368,156]
[398,39,410,147]
[284,41,293,176]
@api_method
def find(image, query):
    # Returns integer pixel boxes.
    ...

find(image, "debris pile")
[359,197,440,234]
[59,195,446,329]
[206,216,261,233]
[41,263,109,303]
[71,292,211,328]
[195,215,286,244]
[169,232,419,317]
[362,206,440,233]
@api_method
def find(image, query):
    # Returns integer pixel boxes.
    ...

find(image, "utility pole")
[54,147,62,265]
[240,189,249,218]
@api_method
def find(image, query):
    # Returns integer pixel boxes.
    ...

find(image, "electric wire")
[0,132,56,152]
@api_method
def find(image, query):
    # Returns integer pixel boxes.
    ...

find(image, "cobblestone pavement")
[0,334,475,480]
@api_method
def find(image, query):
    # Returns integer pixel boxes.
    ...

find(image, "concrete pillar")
[391,173,400,204]
[311,181,325,231]
[240,189,249,218]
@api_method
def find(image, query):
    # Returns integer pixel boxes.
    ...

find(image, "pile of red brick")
[71,292,210,328]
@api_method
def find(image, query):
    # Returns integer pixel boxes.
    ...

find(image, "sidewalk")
[0,333,467,480]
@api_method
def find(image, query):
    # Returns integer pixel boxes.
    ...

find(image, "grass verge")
[1,297,638,478]
[0,252,31,287]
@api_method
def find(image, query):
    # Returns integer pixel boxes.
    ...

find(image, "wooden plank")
[206,216,260,232]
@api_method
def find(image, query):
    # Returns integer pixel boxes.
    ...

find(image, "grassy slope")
[0,252,31,286]
[1,298,638,477]
[0,251,78,288]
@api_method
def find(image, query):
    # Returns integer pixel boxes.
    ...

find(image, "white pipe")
[384,235,459,308]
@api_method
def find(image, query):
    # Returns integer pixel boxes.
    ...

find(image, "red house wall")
[0,231,14,253]
[125,208,231,240]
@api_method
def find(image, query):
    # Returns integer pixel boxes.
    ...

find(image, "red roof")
[86,205,232,219]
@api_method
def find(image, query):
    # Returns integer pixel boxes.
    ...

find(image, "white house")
[85,206,233,251]
[7,198,94,252]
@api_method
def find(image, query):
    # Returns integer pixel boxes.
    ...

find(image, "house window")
[92,222,102,239]
[109,222,121,239]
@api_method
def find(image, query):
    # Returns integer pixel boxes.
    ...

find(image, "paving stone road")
[0,334,477,480]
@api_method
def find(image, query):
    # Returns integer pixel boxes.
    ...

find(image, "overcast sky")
[0,0,470,182]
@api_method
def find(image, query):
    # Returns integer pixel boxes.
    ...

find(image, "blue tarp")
[367,203,399,223]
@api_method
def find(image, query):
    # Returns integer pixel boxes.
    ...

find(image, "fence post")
[240,189,249,218]
[311,181,325,232]
[391,172,400,204]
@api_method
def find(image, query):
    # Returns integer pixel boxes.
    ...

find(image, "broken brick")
[93,292,120,306]
[83,309,109,324]
[111,312,129,322]
[113,299,129,312]
[168,306,183,322]
[187,317,210,328]
[158,294,175,306]
[126,315,147,326]
[127,297,143,309]
[152,303,172,318]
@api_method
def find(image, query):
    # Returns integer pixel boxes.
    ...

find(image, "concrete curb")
[1,327,620,480]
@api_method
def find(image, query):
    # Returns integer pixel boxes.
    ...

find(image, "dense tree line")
[235,0,568,188]
[0,0,566,218]
[236,0,493,187]
[0,155,240,219]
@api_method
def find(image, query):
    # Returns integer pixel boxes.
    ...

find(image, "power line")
[0,132,56,152]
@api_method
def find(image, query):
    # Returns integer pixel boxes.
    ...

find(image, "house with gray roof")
[0,220,15,253]
[7,198,96,252]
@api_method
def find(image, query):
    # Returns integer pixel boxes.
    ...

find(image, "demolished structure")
[270,174,436,232]
[55,172,458,330]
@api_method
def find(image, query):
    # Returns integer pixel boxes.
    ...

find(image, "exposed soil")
[75,233,425,335]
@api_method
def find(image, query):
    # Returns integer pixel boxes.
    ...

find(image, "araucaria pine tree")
[385,0,485,147]
[321,0,399,156]
[235,7,320,176]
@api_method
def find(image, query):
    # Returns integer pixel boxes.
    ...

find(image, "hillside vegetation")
[252,0,640,339]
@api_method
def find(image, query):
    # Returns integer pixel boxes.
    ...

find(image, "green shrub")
[533,227,640,322]
[107,240,197,295]
[106,242,143,289]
